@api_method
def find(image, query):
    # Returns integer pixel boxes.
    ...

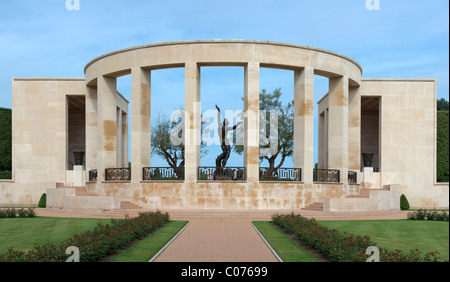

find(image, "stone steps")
[56,186,100,196]
[75,187,100,196]
[120,201,141,210]
[302,202,323,211]
[302,188,391,211]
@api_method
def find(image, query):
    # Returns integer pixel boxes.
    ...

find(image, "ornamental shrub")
[0,208,36,218]
[38,193,46,208]
[407,209,449,221]
[400,194,410,211]
[0,210,170,262]
[272,212,440,262]
[0,208,17,218]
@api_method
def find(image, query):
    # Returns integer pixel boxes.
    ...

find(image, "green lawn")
[0,217,189,262]
[111,220,189,262]
[0,217,112,253]
[318,220,449,261]
[252,221,320,262]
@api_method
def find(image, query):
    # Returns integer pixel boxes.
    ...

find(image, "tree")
[234,88,293,177]
[437,110,449,182]
[151,108,207,178]
[437,98,449,111]
[0,107,12,173]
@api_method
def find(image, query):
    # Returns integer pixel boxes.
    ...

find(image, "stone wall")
[361,79,449,208]
[87,181,350,210]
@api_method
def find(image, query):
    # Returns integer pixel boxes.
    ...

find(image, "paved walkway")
[35,208,409,262]
[154,217,278,262]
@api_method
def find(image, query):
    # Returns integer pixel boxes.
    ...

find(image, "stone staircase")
[302,202,324,211]
[120,201,141,210]
[54,184,141,211]
[57,185,99,196]
[302,188,388,211]
[76,187,100,196]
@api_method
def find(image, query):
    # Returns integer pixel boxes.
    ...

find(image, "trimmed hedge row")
[0,208,36,218]
[0,108,11,172]
[407,209,449,221]
[0,210,170,262]
[272,213,440,262]
[437,111,449,182]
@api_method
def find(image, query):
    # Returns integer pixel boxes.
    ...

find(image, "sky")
[0,0,448,168]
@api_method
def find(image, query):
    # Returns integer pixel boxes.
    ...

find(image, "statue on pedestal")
[215,105,242,170]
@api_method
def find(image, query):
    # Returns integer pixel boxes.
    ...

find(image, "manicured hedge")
[0,208,36,218]
[0,210,170,262]
[0,108,11,172]
[400,194,410,211]
[272,213,440,262]
[38,193,46,208]
[407,209,449,221]
[437,111,449,182]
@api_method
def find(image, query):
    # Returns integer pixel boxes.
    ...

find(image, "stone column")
[116,108,123,167]
[318,111,324,169]
[244,62,260,183]
[294,67,314,183]
[97,75,118,181]
[348,85,361,171]
[184,62,201,183]
[328,76,349,183]
[85,85,97,176]
[324,108,329,169]
[131,67,151,183]
[122,112,128,168]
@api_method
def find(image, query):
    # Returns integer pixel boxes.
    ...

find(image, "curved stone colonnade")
[84,40,364,210]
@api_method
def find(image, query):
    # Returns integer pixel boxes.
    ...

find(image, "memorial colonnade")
[83,40,363,190]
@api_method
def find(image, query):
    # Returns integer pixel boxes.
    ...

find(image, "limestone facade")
[0,40,448,211]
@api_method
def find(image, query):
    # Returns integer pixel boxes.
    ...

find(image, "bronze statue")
[215,105,242,168]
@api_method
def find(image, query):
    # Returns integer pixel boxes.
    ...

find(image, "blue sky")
[0,0,448,167]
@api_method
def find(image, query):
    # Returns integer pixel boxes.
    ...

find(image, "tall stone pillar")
[244,62,260,184]
[324,108,329,169]
[97,75,118,181]
[294,67,314,183]
[184,62,201,183]
[122,112,128,168]
[348,85,361,171]
[328,76,349,183]
[318,111,324,169]
[131,67,151,183]
[116,108,123,167]
[85,85,97,176]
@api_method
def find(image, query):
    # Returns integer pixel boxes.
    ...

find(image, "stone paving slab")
[153,217,279,262]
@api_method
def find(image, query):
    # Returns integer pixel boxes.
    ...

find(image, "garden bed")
[0,210,170,262]
[272,213,443,262]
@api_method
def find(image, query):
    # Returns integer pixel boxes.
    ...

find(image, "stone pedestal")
[363,167,374,189]
[73,165,84,186]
